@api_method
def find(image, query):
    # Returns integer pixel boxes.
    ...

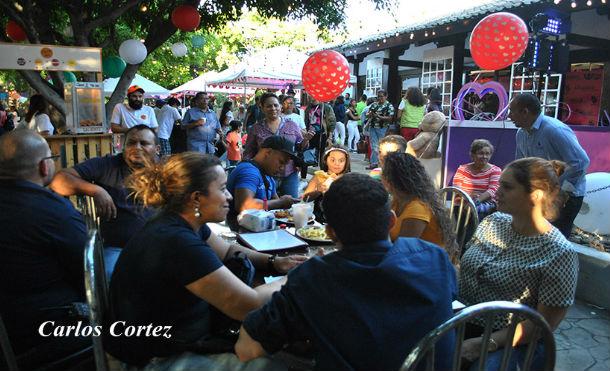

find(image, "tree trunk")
[105,64,139,121]
[18,70,66,117]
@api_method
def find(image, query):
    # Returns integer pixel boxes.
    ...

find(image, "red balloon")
[6,20,27,42]
[469,12,529,71]
[302,50,350,103]
[171,5,201,31]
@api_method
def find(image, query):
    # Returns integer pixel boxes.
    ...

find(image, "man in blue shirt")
[510,93,590,237]
[50,125,158,247]
[226,136,301,230]
[235,173,457,370]
[0,130,90,369]
[183,92,222,154]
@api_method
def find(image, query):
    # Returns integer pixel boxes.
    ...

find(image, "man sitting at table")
[235,173,457,370]
[50,124,158,248]
[0,130,90,369]
[226,135,300,231]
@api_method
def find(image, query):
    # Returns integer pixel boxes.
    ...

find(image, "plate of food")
[296,226,332,243]
[274,209,315,225]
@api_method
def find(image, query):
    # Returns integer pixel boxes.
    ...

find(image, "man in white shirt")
[110,85,158,133]
[157,98,182,156]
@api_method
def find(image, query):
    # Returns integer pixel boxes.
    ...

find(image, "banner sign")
[0,43,102,72]
[562,69,603,125]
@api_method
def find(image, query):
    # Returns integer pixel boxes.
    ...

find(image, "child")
[226,120,243,167]
[302,145,351,222]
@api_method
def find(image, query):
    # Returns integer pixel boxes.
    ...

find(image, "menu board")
[0,42,102,72]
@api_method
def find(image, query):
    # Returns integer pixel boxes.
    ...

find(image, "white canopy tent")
[103,74,169,97]
[169,72,256,95]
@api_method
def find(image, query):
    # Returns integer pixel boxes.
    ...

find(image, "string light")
[554,0,561,3]
[140,4,148,12]
[410,33,414,40]
[586,0,592,5]
[571,1,577,7]
[383,38,387,43]
[432,30,436,36]
[425,31,429,37]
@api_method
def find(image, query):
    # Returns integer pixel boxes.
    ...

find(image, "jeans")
[347,120,360,151]
[468,342,545,371]
[552,195,584,238]
[143,352,286,371]
[275,171,300,198]
[334,121,346,145]
[369,127,387,165]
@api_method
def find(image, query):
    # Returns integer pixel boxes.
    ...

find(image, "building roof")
[325,0,546,53]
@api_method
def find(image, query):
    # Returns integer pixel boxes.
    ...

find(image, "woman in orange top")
[381,152,458,262]
[225,120,243,166]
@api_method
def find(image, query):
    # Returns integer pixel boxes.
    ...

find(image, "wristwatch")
[267,254,277,272]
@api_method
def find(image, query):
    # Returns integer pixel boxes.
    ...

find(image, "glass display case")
[64,82,106,134]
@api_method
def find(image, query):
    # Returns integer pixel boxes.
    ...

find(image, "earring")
[194,207,201,218]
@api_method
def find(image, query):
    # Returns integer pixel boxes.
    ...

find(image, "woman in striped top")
[452,139,502,219]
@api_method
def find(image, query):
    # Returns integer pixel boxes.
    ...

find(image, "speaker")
[550,41,570,74]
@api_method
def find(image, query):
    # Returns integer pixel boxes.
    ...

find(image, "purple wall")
[443,124,610,187]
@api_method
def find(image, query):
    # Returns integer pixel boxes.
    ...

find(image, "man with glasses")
[366,89,395,169]
[0,130,90,369]
[50,125,159,248]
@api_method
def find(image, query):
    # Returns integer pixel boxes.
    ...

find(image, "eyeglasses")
[41,154,60,161]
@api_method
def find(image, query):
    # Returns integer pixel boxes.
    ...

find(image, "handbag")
[299,148,318,166]
[356,137,369,154]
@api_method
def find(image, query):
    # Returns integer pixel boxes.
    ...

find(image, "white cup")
[293,208,308,230]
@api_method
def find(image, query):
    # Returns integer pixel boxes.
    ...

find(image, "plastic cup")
[293,208,308,230]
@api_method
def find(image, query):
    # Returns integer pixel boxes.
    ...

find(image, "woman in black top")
[105,153,303,369]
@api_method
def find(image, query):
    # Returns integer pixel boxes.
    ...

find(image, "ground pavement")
[304,152,610,371]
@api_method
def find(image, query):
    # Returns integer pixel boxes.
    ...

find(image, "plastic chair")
[84,230,110,371]
[440,186,479,252]
[400,301,556,371]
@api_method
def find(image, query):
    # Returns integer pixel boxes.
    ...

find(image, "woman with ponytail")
[105,152,303,370]
[458,157,579,371]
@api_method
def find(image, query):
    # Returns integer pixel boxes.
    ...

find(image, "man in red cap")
[110,85,158,133]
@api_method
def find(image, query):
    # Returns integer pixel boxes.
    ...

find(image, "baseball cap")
[261,136,304,166]
[127,85,145,95]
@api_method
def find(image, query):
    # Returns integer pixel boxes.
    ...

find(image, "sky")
[342,0,496,42]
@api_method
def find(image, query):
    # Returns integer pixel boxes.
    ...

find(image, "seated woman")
[381,152,458,262]
[302,145,351,222]
[452,139,502,220]
[104,153,305,369]
[459,158,579,371]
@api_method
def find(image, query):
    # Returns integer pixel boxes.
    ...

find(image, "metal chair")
[76,195,101,231]
[440,186,479,252]
[84,230,110,371]
[400,301,556,371]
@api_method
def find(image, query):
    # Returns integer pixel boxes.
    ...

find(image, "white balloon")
[119,39,148,65]
[171,42,188,57]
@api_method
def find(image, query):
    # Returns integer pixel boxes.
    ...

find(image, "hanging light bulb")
[410,33,414,40]
[432,30,436,36]
[586,0,592,4]
[571,1,577,7]
[383,38,387,43]
[425,31,429,37]
[554,0,561,3]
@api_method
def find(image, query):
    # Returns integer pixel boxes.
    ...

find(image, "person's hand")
[303,130,315,141]
[279,195,300,208]
[302,191,322,201]
[461,338,483,362]
[196,118,205,126]
[92,187,117,221]
[273,255,308,274]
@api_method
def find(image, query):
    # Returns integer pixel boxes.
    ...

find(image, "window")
[510,63,562,118]
[421,47,454,116]
[365,58,383,94]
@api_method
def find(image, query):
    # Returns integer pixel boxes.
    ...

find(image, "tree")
[1,0,387,127]
[137,10,333,90]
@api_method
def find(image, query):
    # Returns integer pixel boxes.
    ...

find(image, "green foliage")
[137,10,334,89]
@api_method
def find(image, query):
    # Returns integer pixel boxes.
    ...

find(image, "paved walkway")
[306,152,610,370]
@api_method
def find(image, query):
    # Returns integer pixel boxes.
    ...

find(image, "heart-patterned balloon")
[302,50,350,102]
[469,12,529,71]
[452,81,509,121]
